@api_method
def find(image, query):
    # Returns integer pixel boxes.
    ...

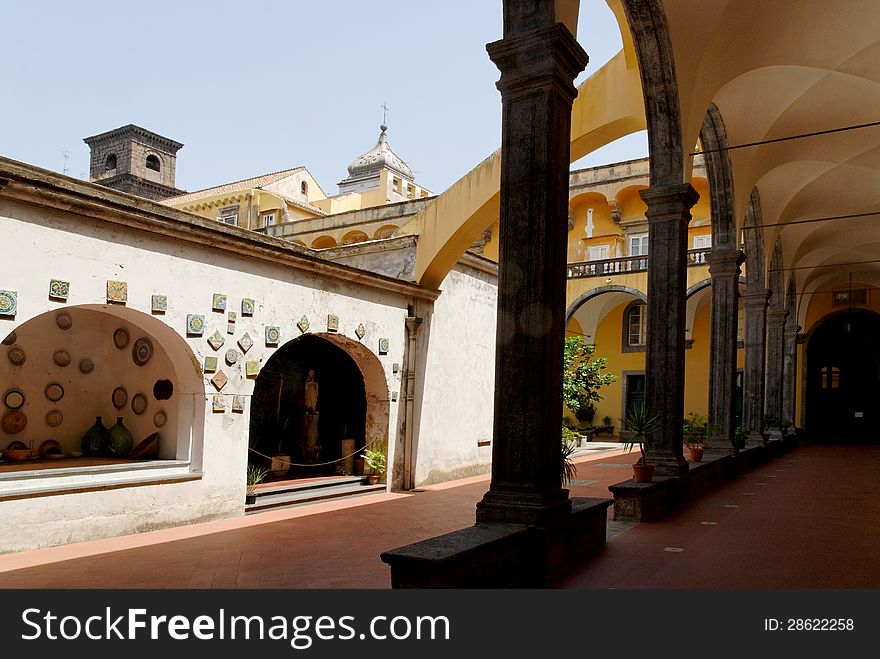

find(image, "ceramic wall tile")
[186,314,205,336]
[241,298,255,316]
[49,279,69,300]
[0,290,18,317]
[151,294,167,313]
[207,330,225,350]
[106,280,128,303]
[212,293,227,312]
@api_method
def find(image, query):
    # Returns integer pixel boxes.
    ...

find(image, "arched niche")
[247,333,389,479]
[1,305,204,466]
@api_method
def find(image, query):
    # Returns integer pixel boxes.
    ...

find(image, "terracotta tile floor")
[0,442,877,589]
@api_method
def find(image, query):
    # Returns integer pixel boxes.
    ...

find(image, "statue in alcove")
[305,369,319,412]
[302,369,321,461]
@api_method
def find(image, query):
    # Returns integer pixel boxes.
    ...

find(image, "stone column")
[707,248,744,449]
[640,184,700,477]
[765,308,788,434]
[781,318,799,427]
[401,314,423,491]
[743,289,769,443]
[474,18,587,527]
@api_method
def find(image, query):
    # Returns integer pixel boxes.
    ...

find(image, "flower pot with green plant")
[362,447,387,485]
[734,425,749,451]
[561,427,578,486]
[621,403,660,483]
[682,412,714,462]
[245,463,270,505]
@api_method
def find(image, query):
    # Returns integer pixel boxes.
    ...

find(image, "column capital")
[708,248,745,277]
[767,308,788,324]
[404,316,423,334]
[743,289,770,306]
[639,183,700,217]
[487,23,588,101]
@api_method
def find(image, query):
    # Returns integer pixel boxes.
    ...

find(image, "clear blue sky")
[0,1,646,196]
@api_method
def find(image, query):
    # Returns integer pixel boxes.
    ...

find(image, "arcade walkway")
[0,442,877,588]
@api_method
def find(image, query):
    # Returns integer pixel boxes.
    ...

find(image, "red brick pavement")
[0,442,877,589]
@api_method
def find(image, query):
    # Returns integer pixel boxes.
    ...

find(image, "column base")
[475,487,572,527]
[646,451,690,478]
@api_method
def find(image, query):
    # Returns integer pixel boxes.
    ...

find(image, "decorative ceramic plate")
[3,389,25,410]
[225,348,239,365]
[45,382,64,402]
[132,337,153,366]
[53,350,71,367]
[79,358,94,374]
[131,393,148,415]
[45,409,63,427]
[112,386,128,409]
[113,327,129,349]
[153,410,167,428]
[1,410,27,434]
[56,313,73,330]
[7,347,26,366]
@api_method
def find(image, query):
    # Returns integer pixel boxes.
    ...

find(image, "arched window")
[104,154,117,172]
[301,180,308,196]
[145,154,161,172]
[623,301,647,351]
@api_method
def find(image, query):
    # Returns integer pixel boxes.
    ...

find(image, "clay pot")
[684,445,704,462]
[632,462,655,483]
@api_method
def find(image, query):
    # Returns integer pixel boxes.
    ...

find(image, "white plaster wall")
[414,262,497,485]
[0,199,409,552]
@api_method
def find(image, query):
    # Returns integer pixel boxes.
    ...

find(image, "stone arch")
[565,284,647,326]
[374,225,399,240]
[0,304,204,465]
[743,188,766,292]
[620,0,685,186]
[311,235,337,249]
[699,103,736,249]
[247,332,389,480]
[145,154,161,172]
[341,230,369,245]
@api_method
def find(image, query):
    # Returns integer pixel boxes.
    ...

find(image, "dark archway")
[249,334,366,478]
[806,310,880,441]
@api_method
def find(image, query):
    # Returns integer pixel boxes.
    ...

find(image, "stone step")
[246,477,385,513]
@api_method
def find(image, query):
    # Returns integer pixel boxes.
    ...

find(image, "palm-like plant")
[620,403,660,464]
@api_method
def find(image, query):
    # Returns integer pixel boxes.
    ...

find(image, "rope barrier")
[247,437,383,468]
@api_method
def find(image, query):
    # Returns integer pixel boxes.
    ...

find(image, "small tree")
[562,336,616,418]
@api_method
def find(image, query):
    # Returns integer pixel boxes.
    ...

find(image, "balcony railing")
[567,248,710,279]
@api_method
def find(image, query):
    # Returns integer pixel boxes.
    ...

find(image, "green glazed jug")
[81,416,111,457]
[104,417,134,458]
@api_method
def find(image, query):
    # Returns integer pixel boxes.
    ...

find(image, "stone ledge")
[610,441,796,522]
[381,497,612,588]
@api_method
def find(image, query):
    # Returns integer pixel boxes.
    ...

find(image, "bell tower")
[83,124,184,201]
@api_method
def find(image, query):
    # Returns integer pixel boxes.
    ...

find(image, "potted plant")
[245,463,269,505]
[780,419,792,439]
[362,447,386,485]
[682,412,710,462]
[762,414,779,445]
[620,403,660,483]
[561,428,577,486]
[734,425,749,451]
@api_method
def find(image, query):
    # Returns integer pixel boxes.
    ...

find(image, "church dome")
[346,125,414,181]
